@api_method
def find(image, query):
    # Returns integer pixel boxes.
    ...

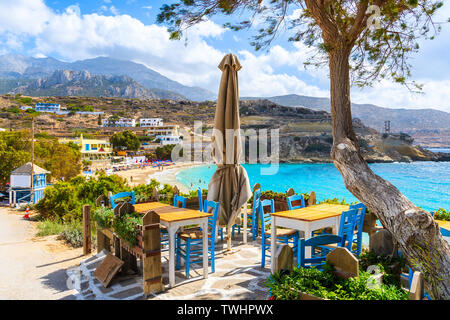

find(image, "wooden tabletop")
[436,219,450,231]
[134,202,212,223]
[271,203,349,222]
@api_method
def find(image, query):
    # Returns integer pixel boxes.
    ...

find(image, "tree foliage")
[0,130,82,188]
[158,0,445,90]
[110,130,140,151]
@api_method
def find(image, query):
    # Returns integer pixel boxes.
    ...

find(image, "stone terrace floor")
[68,234,271,300]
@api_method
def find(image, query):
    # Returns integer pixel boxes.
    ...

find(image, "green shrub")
[92,207,114,229]
[58,220,83,248]
[267,262,409,300]
[304,143,331,153]
[433,208,449,221]
[112,215,142,247]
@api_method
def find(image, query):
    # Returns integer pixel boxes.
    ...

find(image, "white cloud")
[352,80,450,112]
[0,0,449,112]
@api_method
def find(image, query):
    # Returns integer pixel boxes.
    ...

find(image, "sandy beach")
[114,162,206,193]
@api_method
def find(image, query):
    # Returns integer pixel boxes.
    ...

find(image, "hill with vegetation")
[0,94,446,164]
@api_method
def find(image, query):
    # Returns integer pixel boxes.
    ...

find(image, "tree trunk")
[328,48,450,299]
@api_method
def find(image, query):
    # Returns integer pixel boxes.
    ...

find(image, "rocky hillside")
[9,70,185,100]
[243,94,450,147]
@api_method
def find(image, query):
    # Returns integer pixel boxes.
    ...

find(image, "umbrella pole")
[226,226,232,251]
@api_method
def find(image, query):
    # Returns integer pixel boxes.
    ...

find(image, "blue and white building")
[9,162,50,207]
[35,103,61,113]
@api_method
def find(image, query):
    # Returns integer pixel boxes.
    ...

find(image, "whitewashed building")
[102,117,136,127]
[157,135,183,146]
[35,103,61,113]
[140,118,163,127]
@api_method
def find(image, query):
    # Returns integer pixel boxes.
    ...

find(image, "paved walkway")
[70,236,271,300]
[0,207,86,300]
[0,206,271,300]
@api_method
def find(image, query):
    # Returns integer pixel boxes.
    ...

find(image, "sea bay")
[176,162,450,212]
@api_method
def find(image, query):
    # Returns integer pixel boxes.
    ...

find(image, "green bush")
[35,173,129,222]
[112,215,142,247]
[267,262,409,300]
[433,208,449,221]
[92,207,114,229]
[58,220,83,248]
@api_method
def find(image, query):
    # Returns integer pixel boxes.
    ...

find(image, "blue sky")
[1,0,450,113]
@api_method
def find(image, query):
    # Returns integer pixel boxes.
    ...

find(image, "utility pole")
[31,117,35,203]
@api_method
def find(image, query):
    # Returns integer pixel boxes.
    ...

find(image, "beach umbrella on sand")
[207,53,251,252]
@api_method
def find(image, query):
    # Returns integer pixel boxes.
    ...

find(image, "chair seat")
[265,227,297,237]
[320,241,349,249]
[179,230,211,240]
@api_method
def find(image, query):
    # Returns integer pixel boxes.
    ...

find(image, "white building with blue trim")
[35,103,61,113]
[9,162,50,207]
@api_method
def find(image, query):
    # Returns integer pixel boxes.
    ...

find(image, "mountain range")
[0,54,449,138]
[9,69,185,100]
[0,54,215,101]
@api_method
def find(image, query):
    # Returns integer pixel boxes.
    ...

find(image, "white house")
[157,135,183,146]
[35,103,61,113]
[102,117,136,127]
[140,118,163,127]
[20,105,33,111]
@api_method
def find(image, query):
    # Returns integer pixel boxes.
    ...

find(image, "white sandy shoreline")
[146,162,207,193]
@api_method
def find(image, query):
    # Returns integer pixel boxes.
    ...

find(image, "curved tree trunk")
[328,49,450,299]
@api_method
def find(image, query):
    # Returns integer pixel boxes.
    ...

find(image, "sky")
[0,0,450,112]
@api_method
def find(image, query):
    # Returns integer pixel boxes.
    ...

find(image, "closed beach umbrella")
[207,53,251,250]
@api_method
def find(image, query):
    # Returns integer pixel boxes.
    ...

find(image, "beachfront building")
[102,117,136,127]
[9,162,50,207]
[35,103,61,113]
[157,134,183,146]
[140,118,163,127]
[59,134,113,160]
[145,124,180,137]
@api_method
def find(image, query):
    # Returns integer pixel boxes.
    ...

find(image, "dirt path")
[0,207,89,300]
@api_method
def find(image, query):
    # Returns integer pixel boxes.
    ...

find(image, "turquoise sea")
[176,162,450,212]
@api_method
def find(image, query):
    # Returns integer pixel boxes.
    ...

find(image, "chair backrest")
[173,194,187,208]
[349,203,367,229]
[259,199,275,231]
[338,209,358,250]
[252,188,261,215]
[299,234,344,268]
[440,227,450,237]
[287,194,305,210]
[203,199,220,234]
[110,191,135,209]
[197,187,203,212]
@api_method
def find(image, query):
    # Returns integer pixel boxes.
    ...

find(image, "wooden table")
[270,203,349,273]
[134,202,212,288]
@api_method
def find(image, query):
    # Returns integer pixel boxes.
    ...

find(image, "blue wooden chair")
[226,188,261,241]
[109,191,135,209]
[260,199,298,268]
[176,199,220,278]
[287,194,305,210]
[251,188,262,240]
[173,194,187,208]
[298,234,344,269]
[316,209,358,256]
[197,187,203,212]
[349,203,367,257]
